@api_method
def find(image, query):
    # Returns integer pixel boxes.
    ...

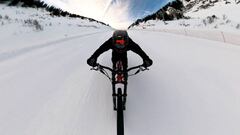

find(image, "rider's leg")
[122,59,128,110]
[112,82,117,110]
[112,60,117,110]
[123,58,128,96]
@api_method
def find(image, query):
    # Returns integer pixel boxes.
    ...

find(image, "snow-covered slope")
[0,4,111,52]
[1,27,240,135]
[131,0,240,33]
[1,4,240,135]
[184,0,240,28]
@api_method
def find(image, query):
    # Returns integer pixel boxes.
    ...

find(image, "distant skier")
[87,30,152,109]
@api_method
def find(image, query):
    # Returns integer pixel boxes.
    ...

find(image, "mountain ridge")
[128,0,240,29]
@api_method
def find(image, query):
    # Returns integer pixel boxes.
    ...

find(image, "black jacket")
[90,37,151,66]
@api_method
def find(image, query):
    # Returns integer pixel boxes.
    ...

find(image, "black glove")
[87,57,97,67]
[143,58,153,67]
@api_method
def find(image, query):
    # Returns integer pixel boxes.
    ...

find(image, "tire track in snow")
[0,30,110,62]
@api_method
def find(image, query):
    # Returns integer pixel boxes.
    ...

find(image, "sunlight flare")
[42,0,132,29]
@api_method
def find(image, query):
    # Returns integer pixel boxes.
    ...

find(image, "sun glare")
[42,0,132,29]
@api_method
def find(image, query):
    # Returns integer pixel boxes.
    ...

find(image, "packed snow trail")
[0,30,240,135]
[0,31,109,62]
[127,30,240,135]
[0,31,117,135]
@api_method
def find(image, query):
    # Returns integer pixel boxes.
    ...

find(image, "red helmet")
[112,30,129,52]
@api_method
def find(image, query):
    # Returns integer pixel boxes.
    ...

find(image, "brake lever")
[139,66,149,71]
[90,66,98,71]
[133,66,149,75]
[90,64,101,71]
[134,69,140,74]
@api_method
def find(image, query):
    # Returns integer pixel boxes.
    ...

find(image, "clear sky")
[42,0,169,29]
[128,0,168,20]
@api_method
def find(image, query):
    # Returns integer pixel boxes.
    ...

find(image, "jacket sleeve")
[90,38,112,59]
[129,38,150,60]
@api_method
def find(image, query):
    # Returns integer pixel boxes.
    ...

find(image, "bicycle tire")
[117,88,124,135]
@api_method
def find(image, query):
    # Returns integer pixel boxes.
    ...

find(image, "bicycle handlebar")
[90,63,149,81]
[91,63,149,73]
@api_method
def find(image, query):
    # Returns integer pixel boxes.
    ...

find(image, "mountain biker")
[87,30,152,68]
[87,30,153,109]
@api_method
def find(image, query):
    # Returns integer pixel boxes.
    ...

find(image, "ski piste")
[1,4,240,135]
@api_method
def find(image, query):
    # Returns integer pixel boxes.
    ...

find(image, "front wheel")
[117,88,124,135]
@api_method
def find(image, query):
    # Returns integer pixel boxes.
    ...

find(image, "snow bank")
[138,28,240,45]
[131,17,240,45]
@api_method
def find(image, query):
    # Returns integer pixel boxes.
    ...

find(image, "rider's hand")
[87,57,97,67]
[143,58,153,67]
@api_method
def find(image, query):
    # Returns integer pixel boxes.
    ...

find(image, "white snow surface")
[185,0,240,22]
[0,5,110,46]
[132,1,240,33]
[1,4,240,135]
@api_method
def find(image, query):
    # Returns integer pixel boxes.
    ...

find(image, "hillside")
[129,0,240,32]
[0,4,111,51]
[0,0,109,26]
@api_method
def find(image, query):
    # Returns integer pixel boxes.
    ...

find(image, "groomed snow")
[1,4,240,135]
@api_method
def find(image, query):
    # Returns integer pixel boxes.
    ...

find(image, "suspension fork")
[123,72,128,96]
[112,72,117,110]
[122,74,128,109]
